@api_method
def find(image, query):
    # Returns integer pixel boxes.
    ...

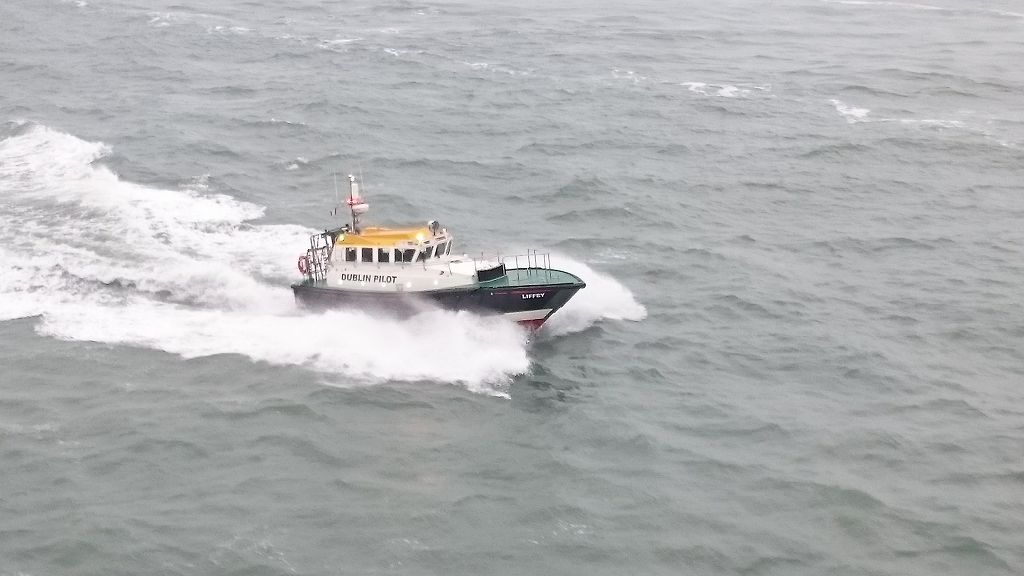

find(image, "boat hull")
[291,280,583,329]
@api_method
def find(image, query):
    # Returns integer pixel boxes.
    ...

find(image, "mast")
[346,174,369,233]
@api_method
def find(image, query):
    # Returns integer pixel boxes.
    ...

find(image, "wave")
[827,0,946,11]
[828,99,1024,148]
[825,0,1024,19]
[462,61,532,76]
[681,82,772,99]
[830,99,872,123]
[318,37,363,51]
[0,123,642,394]
[829,99,973,131]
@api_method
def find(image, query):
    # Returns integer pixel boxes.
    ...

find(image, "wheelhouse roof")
[335,226,439,247]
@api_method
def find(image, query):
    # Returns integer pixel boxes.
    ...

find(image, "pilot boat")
[291,175,586,329]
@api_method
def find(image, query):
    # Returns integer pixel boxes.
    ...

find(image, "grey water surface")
[2,0,1023,574]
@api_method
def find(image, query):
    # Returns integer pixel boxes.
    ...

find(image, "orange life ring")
[297,255,309,275]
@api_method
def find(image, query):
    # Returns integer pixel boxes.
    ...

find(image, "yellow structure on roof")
[335,226,432,247]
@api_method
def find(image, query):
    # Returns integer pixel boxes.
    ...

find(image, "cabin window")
[395,249,415,263]
[417,247,432,261]
[445,242,452,255]
[361,247,373,262]
[377,248,390,263]
[434,242,447,257]
[345,247,357,262]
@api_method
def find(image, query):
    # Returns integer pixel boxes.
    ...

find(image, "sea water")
[1,1,1022,574]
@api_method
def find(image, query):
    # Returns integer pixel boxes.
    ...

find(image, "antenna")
[332,172,340,217]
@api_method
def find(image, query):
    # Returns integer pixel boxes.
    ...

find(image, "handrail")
[304,231,334,283]
[468,250,557,276]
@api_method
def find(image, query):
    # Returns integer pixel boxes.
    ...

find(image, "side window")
[361,247,373,262]
[402,249,416,262]
[435,242,447,257]
[345,247,357,262]
[445,242,452,255]
[417,247,431,261]
[378,248,390,263]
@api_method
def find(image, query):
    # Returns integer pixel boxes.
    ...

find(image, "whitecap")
[827,1,946,11]
[901,118,967,129]
[207,25,253,35]
[681,82,770,99]
[829,99,973,131]
[717,85,745,98]
[830,99,871,123]
[318,37,362,51]
[613,69,647,84]
[147,13,172,27]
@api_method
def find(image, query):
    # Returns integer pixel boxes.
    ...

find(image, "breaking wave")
[828,99,978,133]
[681,82,771,99]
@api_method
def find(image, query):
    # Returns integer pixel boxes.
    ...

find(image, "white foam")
[274,34,310,45]
[830,99,871,123]
[826,1,1023,18]
[901,118,967,129]
[318,38,362,51]
[613,69,648,84]
[207,25,253,36]
[828,1,946,11]
[681,81,708,93]
[681,82,770,99]
[540,256,647,337]
[0,124,537,392]
[266,118,308,129]
[285,157,308,171]
[462,61,530,76]
[829,99,972,131]
[35,302,530,396]
[147,13,172,27]
[384,48,416,58]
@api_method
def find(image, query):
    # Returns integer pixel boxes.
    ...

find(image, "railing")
[502,250,551,273]
[467,249,557,281]
[467,250,553,270]
[304,232,333,283]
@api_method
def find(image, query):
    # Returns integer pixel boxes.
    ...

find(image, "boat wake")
[0,122,643,394]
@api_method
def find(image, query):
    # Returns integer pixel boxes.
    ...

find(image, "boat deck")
[478,268,585,289]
